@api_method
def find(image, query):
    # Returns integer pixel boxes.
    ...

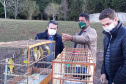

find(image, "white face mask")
[48,29,57,36]
[103,23,115,32]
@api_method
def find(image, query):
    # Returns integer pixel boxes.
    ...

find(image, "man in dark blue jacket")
[99,8,126,84]
[35,20,64,62]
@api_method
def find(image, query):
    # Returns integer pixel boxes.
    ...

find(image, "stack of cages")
[52,48,95,84]
[0,40,55,84]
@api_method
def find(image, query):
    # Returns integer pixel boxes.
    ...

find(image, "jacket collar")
[43,30,58,38]
[83,25,91,32]
[103,21,122,38]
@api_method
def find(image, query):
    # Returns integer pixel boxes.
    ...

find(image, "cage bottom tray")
[6,68,52,84]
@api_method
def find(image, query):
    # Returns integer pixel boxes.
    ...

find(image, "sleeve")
[60,37,64,53]
[101,62,105,74]
[72,29,97,44]
[101,36,106,74]
[113,36,126,84]
[35,34,38,40]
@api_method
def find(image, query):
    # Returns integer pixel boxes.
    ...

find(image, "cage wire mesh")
[52,48,95,84]
[0,40,55,84]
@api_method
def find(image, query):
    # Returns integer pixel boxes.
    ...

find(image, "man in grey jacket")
[62,13,97,63]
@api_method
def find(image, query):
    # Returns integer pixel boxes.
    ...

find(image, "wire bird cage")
[0,40,55,84]
[52,48,95,84]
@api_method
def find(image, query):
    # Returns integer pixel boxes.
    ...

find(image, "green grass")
[0,18,126,50]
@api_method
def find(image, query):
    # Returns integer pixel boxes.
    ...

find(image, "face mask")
[78,22,86,29]
[103,23,115,32]
[48,29,57,36]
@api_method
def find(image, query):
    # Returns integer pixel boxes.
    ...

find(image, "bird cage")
[0,40,55,84]
[52,48,95,84]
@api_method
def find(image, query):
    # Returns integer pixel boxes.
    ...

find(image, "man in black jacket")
[35,20,64,63]
[99,8,126,84]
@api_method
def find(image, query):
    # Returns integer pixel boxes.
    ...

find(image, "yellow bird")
[8,58,14,74]
[44,45,50,54]
[33,52,37,61]
[23,49,30,64]
[33,47,38,54]
[37,50,41,60]
[33,47,41,61]
[39,47,44,57]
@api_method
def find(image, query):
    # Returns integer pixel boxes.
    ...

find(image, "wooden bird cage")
[52,48,95,84]
[0,40,55,84]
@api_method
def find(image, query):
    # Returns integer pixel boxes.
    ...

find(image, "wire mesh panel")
[52,48,95,84]
[0,40,55,84]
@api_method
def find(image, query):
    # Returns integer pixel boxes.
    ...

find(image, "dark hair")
[48,20,58,27]
[79,13,89,21]
[99,8,116,20]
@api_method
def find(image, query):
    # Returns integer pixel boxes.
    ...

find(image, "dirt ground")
[94,50,104,84]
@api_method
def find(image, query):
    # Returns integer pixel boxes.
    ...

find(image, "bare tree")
[0,0,8,18]
[44,3,60,20]
[60,0,68,20]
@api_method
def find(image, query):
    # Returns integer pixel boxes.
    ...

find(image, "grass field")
[0,18,126,50]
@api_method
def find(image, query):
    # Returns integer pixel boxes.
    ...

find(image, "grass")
[0,18,126,50]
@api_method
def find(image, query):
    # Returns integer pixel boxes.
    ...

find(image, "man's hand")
[100,74,106,84]
[62,33,73,42]
[112,82,114,84]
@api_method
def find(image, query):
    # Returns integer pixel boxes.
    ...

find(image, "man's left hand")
[62,33,73,42]
[112,82,114,84]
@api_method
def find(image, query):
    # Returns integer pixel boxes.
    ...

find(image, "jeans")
[108,77,113,84]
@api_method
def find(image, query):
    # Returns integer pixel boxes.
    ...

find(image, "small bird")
[33,47,41,61]
[33,47,38,54]
[44,44,50,54]
[8,58,14,74]
[37,50,41,60]
[39,47,43,57]
[20,49,24,56]
[23,49,30,64]
[33,52,38,61]
[33,47,38,61]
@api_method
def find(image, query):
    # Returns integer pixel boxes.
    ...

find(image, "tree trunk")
[28,13,32,20]
[4,1,6,19]
[41,12,43,20]
[14,0,18,19]
[52,14,55,20]
[14,2,17,19]
[14,10,17,19]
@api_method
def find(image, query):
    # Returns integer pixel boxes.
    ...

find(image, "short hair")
[48,20,58,27]
[79,13,89,21]
[99,8,116,20]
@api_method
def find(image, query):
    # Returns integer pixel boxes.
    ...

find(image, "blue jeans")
[108,77,113,84]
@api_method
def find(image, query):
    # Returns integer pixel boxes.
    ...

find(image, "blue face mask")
[78,22,86,29]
